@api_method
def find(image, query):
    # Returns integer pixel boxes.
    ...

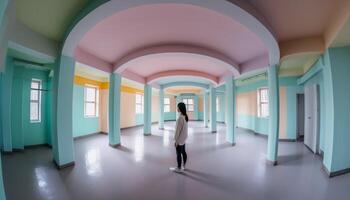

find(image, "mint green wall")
[236,76,302,139]
[10,65,51,148]
[72,85,99,137]
[164,112,176,121]
[326,46,350,172]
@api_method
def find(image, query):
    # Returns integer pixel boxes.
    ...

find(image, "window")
[216,96,220,112]
[84,86,99,117]
[183,98,194,112]
[135,94,144,114]
[258,88,269,118]
[164,97,170,112]
[30,79,42,122]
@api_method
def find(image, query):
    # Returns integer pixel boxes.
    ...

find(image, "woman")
[170,102,188,173]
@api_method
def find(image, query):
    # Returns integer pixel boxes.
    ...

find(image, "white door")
[304,85,319,153]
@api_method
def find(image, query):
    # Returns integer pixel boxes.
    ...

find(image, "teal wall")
[327,46,350,172]
[164,112,176,121]
[11,65,51,148]
[236,76,302,139]
[72,84,99,137]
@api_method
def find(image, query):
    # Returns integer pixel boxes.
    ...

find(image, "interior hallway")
[3,121,350,200]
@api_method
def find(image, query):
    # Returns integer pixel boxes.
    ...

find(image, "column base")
[229,142,236,146]
[159,128,164,130]
[109,143,121,148]
[266,159,278,166]
[144,133,152,136]
[53,159,75,170]
[322,163,350,178]
[211,131,217,133]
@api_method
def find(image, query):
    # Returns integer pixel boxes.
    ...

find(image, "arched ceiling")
[74,2,274,84]
[9,0,350,82]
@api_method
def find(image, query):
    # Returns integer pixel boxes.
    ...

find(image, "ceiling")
[247,0,339,42]
[165,86,203,95]
[11,0,350,83]
[15,0,88,42]
[77,3,268,81]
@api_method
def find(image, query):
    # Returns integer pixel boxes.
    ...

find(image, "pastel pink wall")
[99,89,109,133]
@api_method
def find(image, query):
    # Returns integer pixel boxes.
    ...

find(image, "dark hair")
[177,102,189,122]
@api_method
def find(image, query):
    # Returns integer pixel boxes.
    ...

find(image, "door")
[297,94,305,139]
[304,84,319,153]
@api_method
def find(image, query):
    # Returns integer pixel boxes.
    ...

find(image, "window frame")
[30,79,42,123]
[164,97,170,112]
[84,85,99,118]
[135,93,144,114]
[257,87,269,118]
[183,98,194,112]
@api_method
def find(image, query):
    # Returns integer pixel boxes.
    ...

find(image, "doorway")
[304,84,320,154]
[296,94,305,141]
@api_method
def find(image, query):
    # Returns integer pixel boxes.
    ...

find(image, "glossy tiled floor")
[3,122,350,200]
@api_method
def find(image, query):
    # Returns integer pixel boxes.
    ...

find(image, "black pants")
[176,144,187,168]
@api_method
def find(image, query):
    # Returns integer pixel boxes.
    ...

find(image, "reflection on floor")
[3,121,350,200]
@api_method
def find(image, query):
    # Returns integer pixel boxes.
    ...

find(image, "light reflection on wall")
[85,149,102,176]
[134,135,144,162]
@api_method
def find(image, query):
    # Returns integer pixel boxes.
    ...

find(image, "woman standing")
[170,102,188,173]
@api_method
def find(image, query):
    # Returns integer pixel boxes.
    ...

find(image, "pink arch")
[147,70,218,85]
[114,44,240,76]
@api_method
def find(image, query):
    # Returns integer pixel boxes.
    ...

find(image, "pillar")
[51,55,75,168]
[203,92,208,127]
[1,56,13,152]
[158,87,164,130]
[109,73,121,147]
[267,65,280,165]
[144,84,152,135]
[225,77,235,145]
[209,85,217,133]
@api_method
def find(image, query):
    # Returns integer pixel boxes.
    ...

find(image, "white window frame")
[216,96,220,112]
[135,94,144,114]
[183,98,194,112]
[164,97,170,112]
[30,79,42,123]
[257,87,269,118]
[84,85,99,118]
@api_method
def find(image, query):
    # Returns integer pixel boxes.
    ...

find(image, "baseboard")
[266,159,278,166]
[322,164,350,178]
[25,144,51,149]
[53,159,75,170]
[73,132,105,140]
[238,127,297,142]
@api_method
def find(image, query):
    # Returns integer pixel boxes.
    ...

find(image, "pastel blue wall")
[326,46,350,172]
[10,65,51,148]
[72,84,99,137]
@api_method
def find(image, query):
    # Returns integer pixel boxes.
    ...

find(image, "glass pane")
[188,99,193,104]
[31,81,39,89]
[30,102,39,121]
[136,105,142,113]
[261,103,269,117]
[30,90,39,101]
[164,98,170,105]
[188,105,194,112]
[164,105,170,112]
[136,94,142,104]
[86,88,96,102]
[260,89,269,103]
[85,102,96,116]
